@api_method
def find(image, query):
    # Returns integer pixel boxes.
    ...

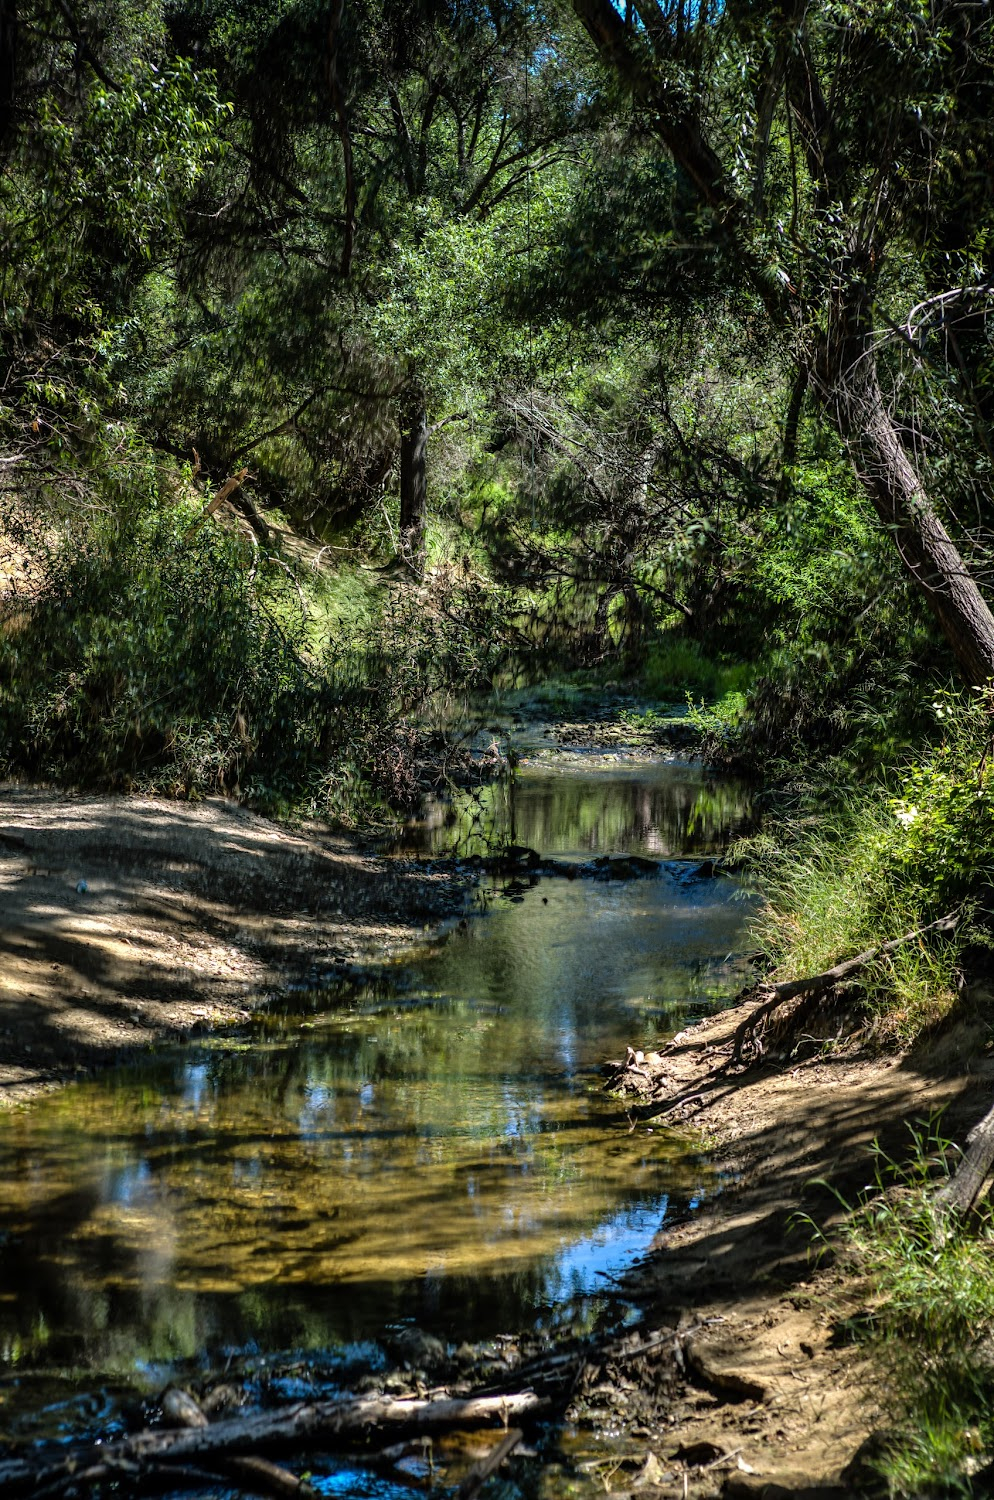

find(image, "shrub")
[0,501,511,820]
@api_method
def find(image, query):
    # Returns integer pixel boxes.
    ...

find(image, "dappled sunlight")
[0,758,754,1388]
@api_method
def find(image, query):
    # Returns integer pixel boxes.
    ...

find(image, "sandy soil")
[0,784,469,1106]
[592,997,994,1498]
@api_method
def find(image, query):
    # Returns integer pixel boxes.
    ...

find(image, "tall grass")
[741,795,961,1043]
[831,1124,994,1495]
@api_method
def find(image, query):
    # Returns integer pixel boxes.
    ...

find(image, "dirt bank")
[0,784,469,1106]
[586,997,994,1498]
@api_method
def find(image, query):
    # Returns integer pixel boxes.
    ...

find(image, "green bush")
[0,502,509,820]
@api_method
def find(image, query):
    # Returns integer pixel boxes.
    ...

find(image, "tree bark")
[326,0,355,277]
[819,328,994,686]
[934,1097,994,1216]
[399,385,428,575]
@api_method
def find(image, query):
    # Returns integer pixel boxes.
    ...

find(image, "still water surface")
[0,756,754,1428]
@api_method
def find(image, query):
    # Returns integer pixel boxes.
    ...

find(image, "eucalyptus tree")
[570,0,994,684]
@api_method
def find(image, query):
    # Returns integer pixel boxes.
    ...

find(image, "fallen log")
[0,1389,547,1498]
[163,1386,314,1499]
[729,912,959,1064]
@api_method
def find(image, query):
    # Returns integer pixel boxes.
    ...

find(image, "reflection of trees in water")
[0,818,751,1397]
[0,1044,701,1375]
[417,766,752,857]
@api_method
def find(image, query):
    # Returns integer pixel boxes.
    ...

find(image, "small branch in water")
[457,1427,523,1500]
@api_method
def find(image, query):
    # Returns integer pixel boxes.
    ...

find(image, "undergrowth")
[0,495,511,822]
[641,636,754,702]
[737,692,994,1044]
[829,1123,994,1496]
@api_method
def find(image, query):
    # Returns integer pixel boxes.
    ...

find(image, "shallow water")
[0,756,754,1435]
[393,751,752,859]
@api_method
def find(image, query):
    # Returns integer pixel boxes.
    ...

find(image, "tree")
[569,0,994,684]
[166,0,584,572]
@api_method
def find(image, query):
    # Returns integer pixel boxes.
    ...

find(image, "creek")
[0,746,755,1464]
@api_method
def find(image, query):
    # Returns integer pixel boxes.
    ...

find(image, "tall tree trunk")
[817,326,994,686]
[399,386,427,575]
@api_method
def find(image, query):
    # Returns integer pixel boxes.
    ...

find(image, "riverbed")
[0,751,755,1467]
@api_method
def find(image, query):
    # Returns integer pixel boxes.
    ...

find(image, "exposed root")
[728,912,959,1066]
[604,913,961,1125]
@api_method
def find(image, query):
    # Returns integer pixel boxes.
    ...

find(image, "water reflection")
[395,756,752,859]
[0,758,755,1416]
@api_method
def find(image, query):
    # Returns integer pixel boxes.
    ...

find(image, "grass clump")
[732,688,994,1046]
[743,796,962,1044]
[834,1124,994,1495]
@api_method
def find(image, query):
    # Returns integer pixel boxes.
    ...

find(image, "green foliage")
[0,495,510,821]
[1,501,336,805]
[832,1124,994,1495]
[887,692,994,910]
[685,690,749,753]
[741,767,974,1043]
[641,636,753,702]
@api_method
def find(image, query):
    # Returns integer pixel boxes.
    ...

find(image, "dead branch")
[0,1389,547,1498]
[457,1428,523,1500]
[204,467,250,519]
[729,912,959,1065]
[934,1095,994,1217]
[162,1387,314,1499]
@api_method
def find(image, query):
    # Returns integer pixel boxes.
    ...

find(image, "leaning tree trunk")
[399,385,427,576]
[818,325,994,687]
[569,0,994,690]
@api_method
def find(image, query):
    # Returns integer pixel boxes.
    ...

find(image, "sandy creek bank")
[0,784,469,1106]
[595,998,994,1498]
[1,778,991,1497]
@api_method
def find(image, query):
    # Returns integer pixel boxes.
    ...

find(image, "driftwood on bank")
[0,1388,547,1498]
[162,1386,314,1499]
[729,912,959,1064]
